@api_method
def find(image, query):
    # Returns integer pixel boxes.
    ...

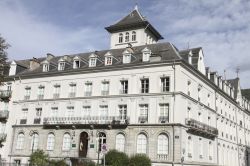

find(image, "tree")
[0,34,10,84]
[129,154,151,166]
[30,150,49,166]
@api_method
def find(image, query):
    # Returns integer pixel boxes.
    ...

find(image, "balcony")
[0,111,9,121]
[20,119,27,124]
[138,116,148,123]
[37,95,44,100]
[159,116,168,123]
[84,91,92,97]
[34,118,41,124]
[24,95,30,100]
[68,92,76,98]
[185,118,218,139]
[43,116,130,129]
[0,90,11,100]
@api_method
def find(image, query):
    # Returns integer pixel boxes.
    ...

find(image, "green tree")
[105,149,129,166]
[0,34,10,84]
[129,154,151,166]
[30,150,49,166]
[49,159,67,166]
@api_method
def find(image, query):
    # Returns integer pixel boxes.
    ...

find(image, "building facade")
[1,6,250,166]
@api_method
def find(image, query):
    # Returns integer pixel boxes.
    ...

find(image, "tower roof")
[105,8,163,40]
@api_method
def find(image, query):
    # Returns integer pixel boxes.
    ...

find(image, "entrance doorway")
[79,132,88,158]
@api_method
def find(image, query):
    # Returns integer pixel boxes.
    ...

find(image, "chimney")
[29,57,40,70]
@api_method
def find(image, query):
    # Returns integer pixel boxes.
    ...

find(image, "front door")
[79,132,88,157]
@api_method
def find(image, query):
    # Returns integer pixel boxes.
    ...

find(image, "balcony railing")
[37,95,44,100]
[0,133,7,144]
[24,95,30,100]
[158,116,169,123]
[68,92,76,98]
[0,111,9,120]
[43,116,130,127]
[84,91,92,97]
[157,154,168,161]
[0,90,11,100]
[185,118,218,139]
[138,116,148,123]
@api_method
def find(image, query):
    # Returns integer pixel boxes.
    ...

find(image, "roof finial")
[134,3,138,10]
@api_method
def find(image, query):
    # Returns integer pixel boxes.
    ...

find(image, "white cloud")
[0,0,106,61]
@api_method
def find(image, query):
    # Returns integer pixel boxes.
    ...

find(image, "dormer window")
[105,56,112,65]
[119,33,123,43]
[141,47,151,62]
[125,32,129,42]
[43,63,49,72]
[123,50,131,64]
[89,58,96,67]
[73,58,80,69]
[132,31,136,41]
[58,62,65,71]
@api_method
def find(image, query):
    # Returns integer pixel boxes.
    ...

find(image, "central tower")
[105,6,163,49]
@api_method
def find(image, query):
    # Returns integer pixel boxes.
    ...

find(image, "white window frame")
[43,63,49,72]
[125,32,129,42]
[105,56,112,65]
[118,33,123,43]
[30,133,39,150]
[73,60,80,69]
[141,78,149,93]
[119,105,127,120]
[116,133,125,152]
[157,134,169,155]
[123,54,131,64]
[58,62,65,71]
[120,80,128,94]
[47,133,55,151]
[62,133,71,151]
[137,134,147,154]
[132,31,136,41]
[159,104,169,117]
[161,77,170,92]
[82,106,91,117]
[16,133,25,150]
[89,58,96,67]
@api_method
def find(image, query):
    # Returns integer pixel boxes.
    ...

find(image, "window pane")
[116,134,125,152]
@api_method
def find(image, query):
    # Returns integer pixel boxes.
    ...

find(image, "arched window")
[31,133,39,150]
[16,133,25,149]
[119,33,123,43]
[157,134,169,155]
[62,133,71,151]
[125,32,129,42]
[137,133,147,154]
[187,136,193,157]
[132,31,136,41]
[116,133,125,152]
[47,133,55,151]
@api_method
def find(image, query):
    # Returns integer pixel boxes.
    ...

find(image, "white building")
[1,6,250,166]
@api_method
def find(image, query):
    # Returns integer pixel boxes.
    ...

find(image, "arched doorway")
[79,132,88,158]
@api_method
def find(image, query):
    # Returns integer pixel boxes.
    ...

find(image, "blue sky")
[0,0,250,88]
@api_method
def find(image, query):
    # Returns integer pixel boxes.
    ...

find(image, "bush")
[30,150,49,166]
[129,154,151,166]
[78,159,96,166]
[49,159,67,166]
[105,150,129,166]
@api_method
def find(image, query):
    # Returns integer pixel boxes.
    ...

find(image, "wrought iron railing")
[0,90,11,99]
[158,116,169,123]
[0,111,9,120]
[185,118,218,138]
[138,116,148,123]
[43,116,129,125]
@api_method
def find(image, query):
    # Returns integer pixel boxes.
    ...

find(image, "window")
[89,58,96,67]
[43,64,49,72]
[137,134,147,154]
[73,60,80,69]
[24,87,31,100]
[132,31,136,41]
[118,33,123,43]
[82,106,91,117]
[47,133,55,151]
[37,86,44,99]
[66,106,74,117]
[120,80,128,94]
[119,105,127,120]
[58,62,65,71]
[209,141,213,160]
[36,108,42,117]
[161,77,170,92]
[53,85,60,98]
[125,32,129,42]
[84,82,92,96]
[51,107,58,117]
[100,105,108,117]
[98,132,106,152]
[69,83,76,97]
[116,134,125,152]
[157,134,169,155]
[198,112,202,122]
[159,104,169,123]
[31,133,39,150]
[139,104,148,123]
[105,56,112,65]
[123,54,131,64]
[16,133,25,149]
[22,109,28,119]
[199,138,203,158]
[187,136,193,157]
[142,52,150,62]
[141,78,149,93]
[62,133,71,151]
[101,81,109,96]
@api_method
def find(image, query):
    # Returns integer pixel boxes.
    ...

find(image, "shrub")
[129,154,151,166]
[49,159,67,166]
[78,159,96,166]
[30,150,49,166]
[105,149,129,166]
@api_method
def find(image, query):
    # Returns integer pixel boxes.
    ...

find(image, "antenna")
[236,67,240,78]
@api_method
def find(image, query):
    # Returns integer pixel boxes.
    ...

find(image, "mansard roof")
[10,42,181,76]
[105,8,163,40]
[179,47,202,69]
[227,78,240,99]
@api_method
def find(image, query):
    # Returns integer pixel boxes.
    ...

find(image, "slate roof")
[179,47,202,69]
[105,9,163,40]
[227,78,239,99]
[13,42,181,76]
